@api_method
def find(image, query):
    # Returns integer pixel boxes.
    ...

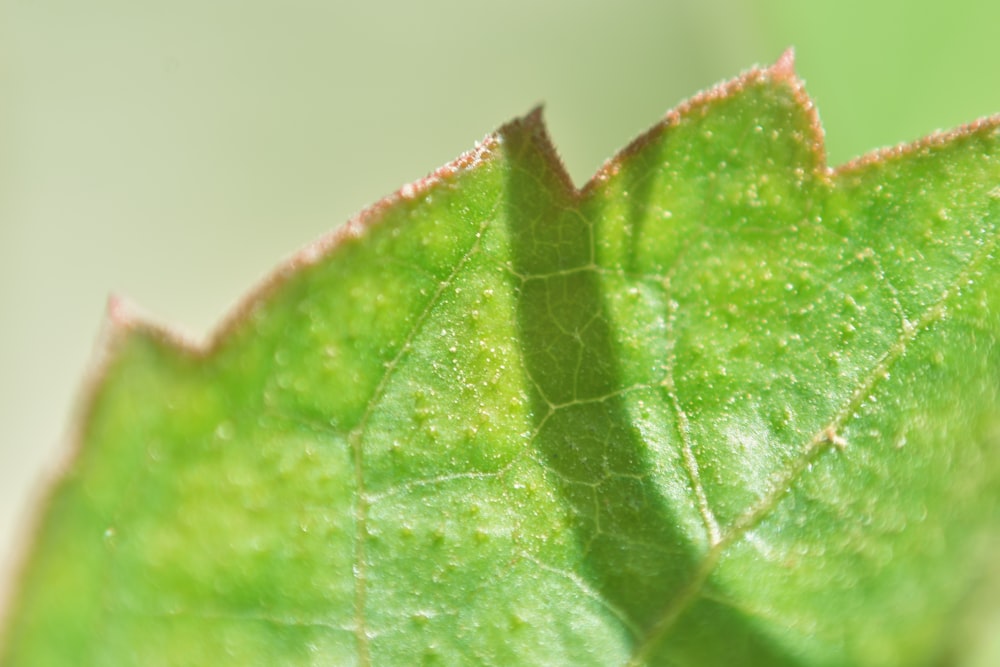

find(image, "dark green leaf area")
[4,64,1000,667]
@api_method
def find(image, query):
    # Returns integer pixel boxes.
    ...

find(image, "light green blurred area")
[2,0,998,617]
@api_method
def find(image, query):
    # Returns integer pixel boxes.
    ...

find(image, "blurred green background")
[3,0,1000,604]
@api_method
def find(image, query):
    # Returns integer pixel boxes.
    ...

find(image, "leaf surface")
[4,54,1000,666]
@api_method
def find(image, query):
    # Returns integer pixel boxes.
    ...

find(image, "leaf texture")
[4,53,1000,666]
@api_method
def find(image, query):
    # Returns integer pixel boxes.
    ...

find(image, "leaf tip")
[523,104,546,128]
[100,293,204,360]
[105,293,138,330]
[587,47,830,192]
[770,47,797,82]
[763,47,831,177]
[498,104,548,140]
[498,104,577,195]
[102,294,162,345]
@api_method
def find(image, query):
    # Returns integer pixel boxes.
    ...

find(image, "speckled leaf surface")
[4,54,1000,666]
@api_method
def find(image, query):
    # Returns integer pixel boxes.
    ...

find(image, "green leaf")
[4,53,1000,666]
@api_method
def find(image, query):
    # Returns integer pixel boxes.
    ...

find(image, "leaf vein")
[625,213,1000,666]
[345,207,498,665]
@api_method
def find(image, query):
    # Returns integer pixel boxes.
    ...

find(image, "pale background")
[3,0,1000,600]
